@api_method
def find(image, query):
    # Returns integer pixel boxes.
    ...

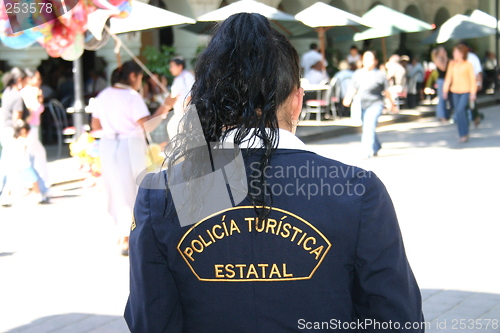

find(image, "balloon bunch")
[0,0,131,60]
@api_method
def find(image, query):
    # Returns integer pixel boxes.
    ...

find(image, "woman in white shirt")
[91,61,171,255]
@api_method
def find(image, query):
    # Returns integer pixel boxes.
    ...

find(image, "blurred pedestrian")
[343,50,396,158]
[407,56,425,108]
[385,54,407,108]
[142,72,169,108]
[443,43,477,143]
[460,42,484,127]
[20,68,50,190]
[301,43,326,77]
[333,60,354,117]
[6,120,50,204]
[304,58,329,84]
[347,45,361,68]
[1,67,28,206]
[482,51,497,93]
[164,56,195,141]
[431,47,451,123]
[85,70,108,98]
[91,61,171,255]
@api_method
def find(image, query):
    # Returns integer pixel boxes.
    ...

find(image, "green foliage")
[191,45,207,68]
[142,45,177,83]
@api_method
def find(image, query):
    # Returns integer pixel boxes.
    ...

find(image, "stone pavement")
[0,98,499,332]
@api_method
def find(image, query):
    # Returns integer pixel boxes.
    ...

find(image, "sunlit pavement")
[0,105,499,332]
[309,105,500,332]
[0,182,131,332]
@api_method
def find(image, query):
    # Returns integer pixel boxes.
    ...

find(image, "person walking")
[432,46,450,123]
[125,13,423,332]
[1,67,28,206]
[91,61,171,255]
[406,56,425,109]
[20,68,50,189]
[443,44,477,143]
[343,50,396,158]
[164,56,195,141]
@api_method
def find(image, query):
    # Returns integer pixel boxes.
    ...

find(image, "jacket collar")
[224,128,311,152]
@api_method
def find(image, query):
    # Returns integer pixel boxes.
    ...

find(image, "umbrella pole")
[104,26,168,94]
[381,37,387,64]
[318,27,326,59]
[496,0,499,94]
[73,57,85,139]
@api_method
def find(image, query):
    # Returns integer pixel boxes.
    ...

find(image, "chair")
[45,99,89,159]
[301,77,338,122]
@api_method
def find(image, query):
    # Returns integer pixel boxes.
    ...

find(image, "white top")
[467,52,482,75]
[225,128,309,151]
[347,53,361,65]
[171,70,195,113]
[92,87,150,138]
[301,50,327,76]
[305,68,328,85]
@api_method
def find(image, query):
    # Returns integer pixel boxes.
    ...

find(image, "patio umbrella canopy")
[110,0,196,34]
[356,4,433,40]
[182,0,310,37]
[87,0,195,40]
[422,14,497,44]
[294,2,369,56]
[469,9,499,29]
[352,5,433,62]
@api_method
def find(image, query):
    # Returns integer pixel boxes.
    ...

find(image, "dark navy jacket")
[125,149,424,332]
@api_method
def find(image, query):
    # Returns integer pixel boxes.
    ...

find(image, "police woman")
[125,13,424,332]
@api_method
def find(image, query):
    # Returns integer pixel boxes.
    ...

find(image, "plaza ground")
[0,104,499,332]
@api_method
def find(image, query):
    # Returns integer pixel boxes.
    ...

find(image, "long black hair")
[165,13,300,223]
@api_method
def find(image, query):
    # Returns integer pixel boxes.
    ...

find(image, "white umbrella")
[422,14,497,44]
[182,0,310,37]
[88,0,195,40]
[353,5,433,62]
[469,9,499,29]
[295,2,369,57]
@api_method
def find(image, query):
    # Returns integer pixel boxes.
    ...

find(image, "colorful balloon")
[61,32,84,61]
[0,28,42,49]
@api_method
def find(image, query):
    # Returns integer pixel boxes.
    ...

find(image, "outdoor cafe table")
[302,83,329,100]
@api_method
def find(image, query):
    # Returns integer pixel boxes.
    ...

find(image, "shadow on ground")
[422,289,500,333]
[4,290,500,332]
[6,313,128,333]
[312,107,500,151]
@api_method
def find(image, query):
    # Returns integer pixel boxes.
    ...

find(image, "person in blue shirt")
[125,13,423,333]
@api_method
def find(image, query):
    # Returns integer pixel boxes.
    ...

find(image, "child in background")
[1,121,50,205]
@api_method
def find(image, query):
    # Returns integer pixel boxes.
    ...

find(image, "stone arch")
[329,0,349,12]
[434,7,451,28]
[369,1,385,10]
[277,0,304,15]
[464,8,474,16]
[400,4,427,57]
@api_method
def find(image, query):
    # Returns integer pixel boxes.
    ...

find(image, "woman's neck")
[114,83,133,90]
